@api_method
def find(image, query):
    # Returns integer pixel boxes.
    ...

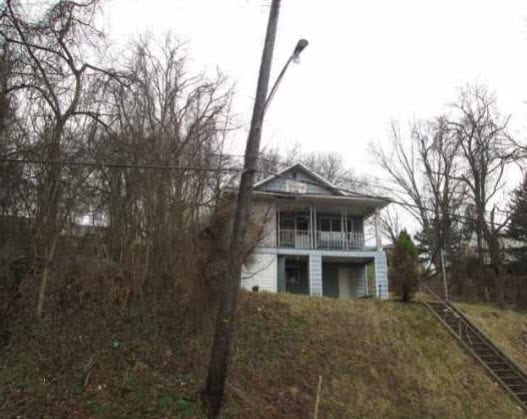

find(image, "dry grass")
[1,291,525,418]
[224,292,525,418]
[455,302,527,374]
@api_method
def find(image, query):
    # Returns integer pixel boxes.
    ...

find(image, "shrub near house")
[389,231,420,302]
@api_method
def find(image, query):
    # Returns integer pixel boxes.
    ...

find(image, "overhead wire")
[0,157,243,172]
[0,153,510,226]
[250,167,509,229]
[246,153,511,217]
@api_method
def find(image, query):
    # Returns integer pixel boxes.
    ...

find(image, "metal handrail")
[447,302,527,381]
[421,283,527,410]
[421,281,527,379]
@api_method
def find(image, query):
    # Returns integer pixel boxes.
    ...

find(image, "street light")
[264,38,309,113]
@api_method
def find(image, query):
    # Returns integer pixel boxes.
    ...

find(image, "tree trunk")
[36,235,58,318]
[36,125,62,318]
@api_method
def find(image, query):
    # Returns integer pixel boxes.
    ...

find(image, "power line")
[0,151,462,201]
[0,155,509,225]
[243,153,427,196]
[253,155,509,216]
[0,158,243,172]
[248,154,510,217]
[250,167,508,229]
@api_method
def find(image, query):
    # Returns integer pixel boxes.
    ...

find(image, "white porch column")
[277,210,281,247]
[340,209,345,249]
[309,207,314,248]
[313,207,318,249]
[374,207,382,251]
[343,208,348,250]
[309,254,322,296]
[365,265,369,295]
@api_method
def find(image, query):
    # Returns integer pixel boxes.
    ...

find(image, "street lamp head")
[265,38,309,111]
[292,39,309,61]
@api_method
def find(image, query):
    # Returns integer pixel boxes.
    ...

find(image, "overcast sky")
[103,0,527,181]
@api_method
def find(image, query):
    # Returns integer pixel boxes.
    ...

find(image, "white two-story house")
[241,163,390,299]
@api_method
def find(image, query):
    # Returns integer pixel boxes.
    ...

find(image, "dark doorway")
[285,257,309,295]
[322,263,339,298]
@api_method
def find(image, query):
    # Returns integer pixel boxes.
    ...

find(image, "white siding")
[374,252,389,299]
[349,265,368,297]
[241,252,277,293]
[258,170,334,196]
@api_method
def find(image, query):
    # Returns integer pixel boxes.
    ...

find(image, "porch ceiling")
[322,256,373,264]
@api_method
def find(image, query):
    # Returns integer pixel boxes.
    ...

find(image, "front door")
[322,263,339,298]
[338,267,354,298]
[285,258,309,295]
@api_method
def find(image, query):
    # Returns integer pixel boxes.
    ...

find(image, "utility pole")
[203,1,281,417]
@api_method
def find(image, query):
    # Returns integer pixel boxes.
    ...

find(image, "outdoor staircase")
[422,289,527,411]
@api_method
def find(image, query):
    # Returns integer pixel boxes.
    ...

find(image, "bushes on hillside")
[390,231,420,302]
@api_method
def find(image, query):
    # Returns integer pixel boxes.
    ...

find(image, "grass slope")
[225,293,524,418]
[0,302,209,418]
[455,302,527,374]
[1,293,524,418]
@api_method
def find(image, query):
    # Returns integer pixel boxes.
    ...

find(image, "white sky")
[103,0,527,184]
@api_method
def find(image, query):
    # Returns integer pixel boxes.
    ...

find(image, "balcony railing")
[278,229,365,250]
[279,229,312,249]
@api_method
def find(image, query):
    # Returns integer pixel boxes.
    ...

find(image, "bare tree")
[0,0,119,316]
[284,144,356,186]
[256,144,359,191]
[92,35,233,289]
[448,84,513,305]
[372,118,466,271]
[381,206,403,244]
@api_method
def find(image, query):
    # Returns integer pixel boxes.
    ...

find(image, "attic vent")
[284,178,307,193]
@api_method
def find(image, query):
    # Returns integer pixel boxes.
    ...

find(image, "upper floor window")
[318,216,363,233]
[319,217,341,232]
[281,217,295,230]
[346,217,363,233]
[280,214,310,231]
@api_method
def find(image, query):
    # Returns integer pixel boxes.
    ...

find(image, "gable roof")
[253,163,345,196]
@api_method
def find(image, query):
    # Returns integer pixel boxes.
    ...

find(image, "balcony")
[278,229,365,250]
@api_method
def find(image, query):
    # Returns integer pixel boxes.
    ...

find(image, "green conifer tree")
[507,175,527,243]
[390,230,420,302]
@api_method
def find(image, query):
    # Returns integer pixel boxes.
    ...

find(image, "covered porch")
[276,204,382,251]
[276,251,388,299]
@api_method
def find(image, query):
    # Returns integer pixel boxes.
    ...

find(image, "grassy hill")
[1,292,525,418]
[224,293,524,418]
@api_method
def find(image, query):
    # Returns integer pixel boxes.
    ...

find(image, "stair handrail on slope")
[420,282,527,411]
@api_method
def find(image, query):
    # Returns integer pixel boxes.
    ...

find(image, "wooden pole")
[203,2,281,417]
[314,375,323,419]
